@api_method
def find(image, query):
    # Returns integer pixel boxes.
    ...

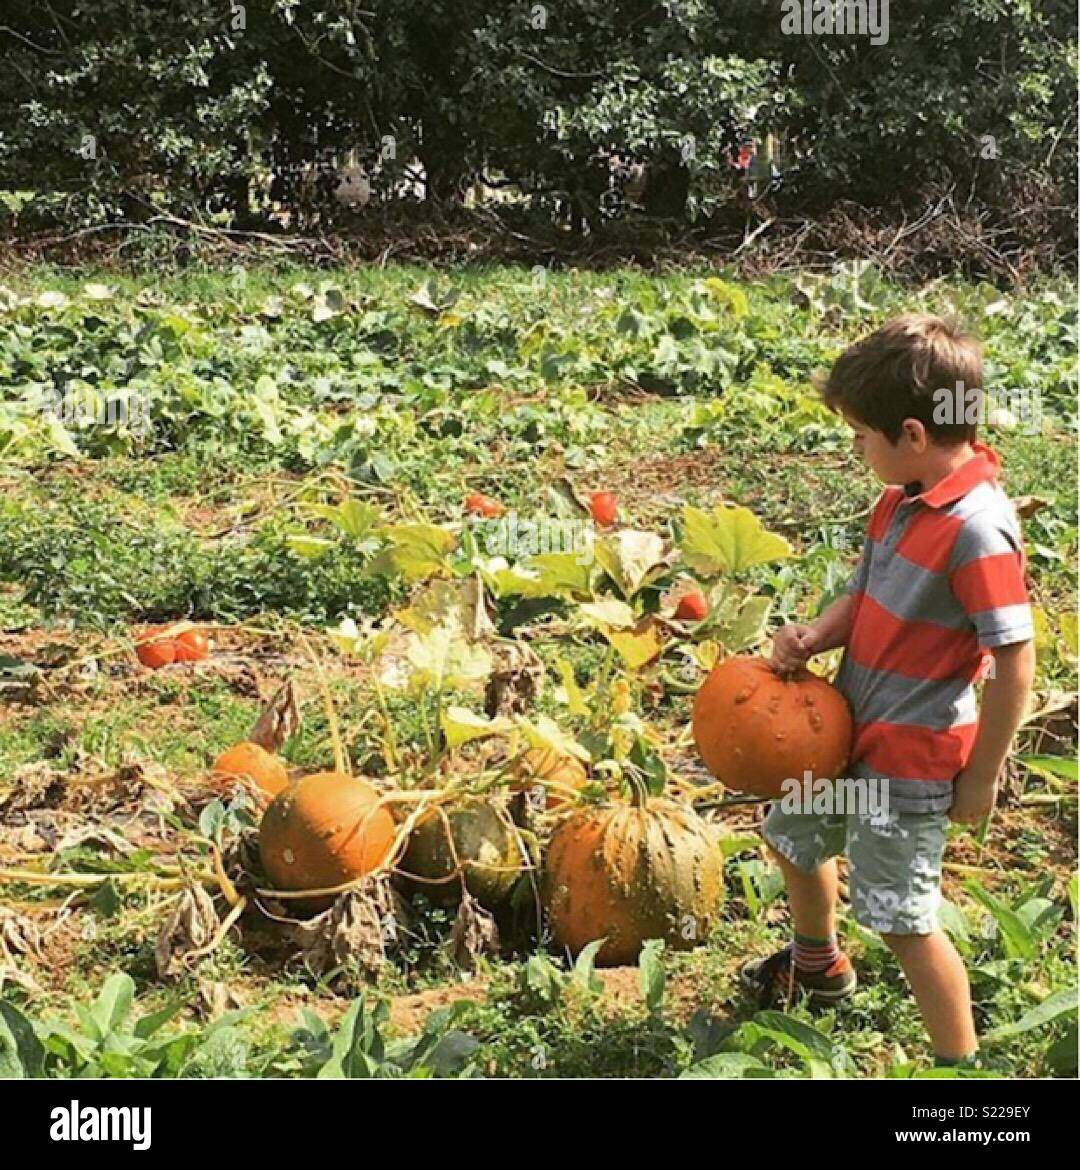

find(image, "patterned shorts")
[762,802,949,935]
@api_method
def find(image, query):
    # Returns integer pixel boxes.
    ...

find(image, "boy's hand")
[770,624,818,675]
[948,767,999,824]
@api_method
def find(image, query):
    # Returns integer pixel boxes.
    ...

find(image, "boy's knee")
[879,930,935,954]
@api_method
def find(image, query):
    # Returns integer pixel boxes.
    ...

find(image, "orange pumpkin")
[259,771,396,895]
[544,794,723,966]
[174,627,211,662]
[692,656,852,798]
[212,741,289,801]
[509,748,589,810]
[135,626,176,669]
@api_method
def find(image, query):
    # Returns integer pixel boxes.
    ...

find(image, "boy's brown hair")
[818,314,983,444]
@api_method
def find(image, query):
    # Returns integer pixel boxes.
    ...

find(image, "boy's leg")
[745,805,855,1002]
[767,847,839,941]
[848,804,975,1060]
[881,931,977,1061]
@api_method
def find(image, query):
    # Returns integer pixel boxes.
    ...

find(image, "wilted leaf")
[595,530,668,598]
[578,596,637,628]
[515,714,591,762]
[603,617,663,670]
[404,627,492,692]
[440,706,513,749]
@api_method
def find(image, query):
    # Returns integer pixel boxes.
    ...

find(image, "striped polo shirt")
[835,442,1033,813]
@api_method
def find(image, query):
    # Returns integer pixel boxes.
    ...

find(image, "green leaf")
[712,594,772,652]
[680,1052,769,1079]
[964,880,1037,959]
[0,1001,45,1078]
[89,973,136,1039]
[1017,754,1078,782]
[571,939,605,995]
[985,986,1078,1042]
[578,596,637,629]
[718,833,761,858]
[751,1011,835,1062]
[372,523,456,582]
[402,627,492,693]
[680,504,793,576]
[639,939,666,1014]
[492,552,594,600]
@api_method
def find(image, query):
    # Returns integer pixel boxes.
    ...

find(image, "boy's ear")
[901,418,928,451]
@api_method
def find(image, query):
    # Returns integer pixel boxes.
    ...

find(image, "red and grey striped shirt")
[835,443,1033,812]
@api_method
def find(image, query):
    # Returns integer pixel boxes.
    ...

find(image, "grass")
[0,261,1075,1079]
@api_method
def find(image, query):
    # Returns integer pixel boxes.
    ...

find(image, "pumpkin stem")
[298,631,348,775]
[626,770,650,809]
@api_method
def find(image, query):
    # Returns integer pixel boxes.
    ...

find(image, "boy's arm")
[949,640,1036,824]
[771,593,857,672]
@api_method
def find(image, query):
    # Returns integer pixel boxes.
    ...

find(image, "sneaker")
[740,942,857,1008]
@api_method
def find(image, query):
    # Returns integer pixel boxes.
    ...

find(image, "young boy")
[743,314,1036,1066]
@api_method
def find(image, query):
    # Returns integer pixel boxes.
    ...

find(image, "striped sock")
[793,933,841,974]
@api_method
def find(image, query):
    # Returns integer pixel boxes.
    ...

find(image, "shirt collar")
[902,443,1002,509]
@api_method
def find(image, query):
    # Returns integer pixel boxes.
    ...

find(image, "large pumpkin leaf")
[491,552,594,600]
[371,523,457,582]
[680,504,793,576]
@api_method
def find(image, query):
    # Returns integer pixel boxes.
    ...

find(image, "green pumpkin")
[401,798,523,909]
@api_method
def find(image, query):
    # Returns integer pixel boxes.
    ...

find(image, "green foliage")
[0,2,1073,244]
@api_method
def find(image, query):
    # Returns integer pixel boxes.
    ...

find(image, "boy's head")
[818,314,982,484]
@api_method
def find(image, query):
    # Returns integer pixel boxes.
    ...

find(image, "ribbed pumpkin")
[212,741,289,801]
[509,748,589,810]
[692,656,852,799]
[259,771,396,895]
[544,794,724,966]
[401,798,522,909]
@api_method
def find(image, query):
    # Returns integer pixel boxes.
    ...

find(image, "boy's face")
[844,412,924,484]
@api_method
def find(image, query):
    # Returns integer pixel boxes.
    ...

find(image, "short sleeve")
[949,511,1033,649]
[844,536,871,597]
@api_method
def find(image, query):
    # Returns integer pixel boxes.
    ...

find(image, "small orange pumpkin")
[544,793,723,966]
[174,627,211,662]
[212,741,289,801]
[692,656,853,798]
[135,626,176,669]
[259,771,396,895]
[509,748,589,810]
